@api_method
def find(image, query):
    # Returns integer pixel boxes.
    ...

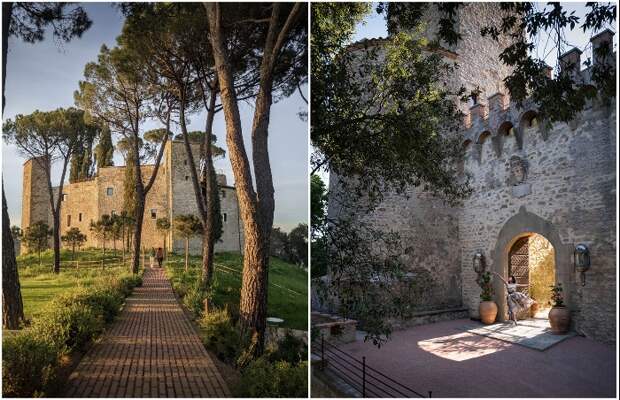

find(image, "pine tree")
[94,125,114,171]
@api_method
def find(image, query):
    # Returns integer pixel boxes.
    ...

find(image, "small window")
[106,187,113,196]
[61,194,67,201]
[67,215,71,227]
[223,213,227,223]
[185,175,189,181]
[151,209,157,219]
[184,159,187,165]
[78,213,82,222]
[221,190,226,198]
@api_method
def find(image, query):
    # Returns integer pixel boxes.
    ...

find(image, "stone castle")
[22,141,244,255]
[328,4,616,344]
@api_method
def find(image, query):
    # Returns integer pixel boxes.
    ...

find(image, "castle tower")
[166,140,244,255]
[21,157,52,247]
[394,3,515,104]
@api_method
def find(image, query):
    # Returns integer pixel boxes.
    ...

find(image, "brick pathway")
[65,268,230,397]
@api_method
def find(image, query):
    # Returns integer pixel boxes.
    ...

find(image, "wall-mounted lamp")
[472,251,485,274]
[574,244,590,286]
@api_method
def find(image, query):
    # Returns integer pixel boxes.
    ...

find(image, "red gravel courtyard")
[337,319,616,397]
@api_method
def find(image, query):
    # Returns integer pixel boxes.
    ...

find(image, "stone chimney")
[469,103,487,124]
[544,65,553,79]
[559,48,582,81]
[591,29,614,66]
[488,93,507,113]
[216,174,227,187]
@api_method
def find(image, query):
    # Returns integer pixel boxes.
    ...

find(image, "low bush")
[183,281,206,318]
[267,331,307,365]
[32,301,104,352]
[58,287,123,324]
[236,356,308,397]
[2,271,143,397]
[198,308,240,363]
[2,331,59,397]
[117,273,143,296]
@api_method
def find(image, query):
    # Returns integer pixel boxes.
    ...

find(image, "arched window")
[498,121,514,136]
[520,110,539,129]
[477,131,492,162]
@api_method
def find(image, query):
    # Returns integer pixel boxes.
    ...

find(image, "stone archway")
[507,233,556,319]
[491,206,573,322]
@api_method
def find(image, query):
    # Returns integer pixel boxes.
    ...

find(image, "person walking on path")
[491,271,536,326]
[156,247,164,268]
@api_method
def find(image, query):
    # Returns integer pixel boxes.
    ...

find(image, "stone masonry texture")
[21,141,244,256]
[328,4,616,344]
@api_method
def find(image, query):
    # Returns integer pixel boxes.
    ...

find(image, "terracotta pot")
[479,301,498,325]
[530,302,539,317]
[548,306,571,334]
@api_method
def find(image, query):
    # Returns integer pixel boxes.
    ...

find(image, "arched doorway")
[508,233,555,319]
[491,207,572,322]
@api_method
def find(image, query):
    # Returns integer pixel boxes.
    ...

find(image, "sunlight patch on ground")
[418,332,511,361]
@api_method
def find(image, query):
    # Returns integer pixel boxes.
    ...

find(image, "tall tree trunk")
[185,238,189,272]
[128,115,169,274]
[122,228,126,262]
[201,88,218,288]
[132,199,144,273]
[44,151,71,274]
[2,181,25,329]
[2,2,12,116]
[52,212,61,273]
[205,3,269,355]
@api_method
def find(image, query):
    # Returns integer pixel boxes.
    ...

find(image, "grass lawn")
[17,248,133,320]
[165,252,308,331]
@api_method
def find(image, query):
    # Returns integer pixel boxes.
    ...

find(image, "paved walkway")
[65,268,230,397]
[338,319,615,397]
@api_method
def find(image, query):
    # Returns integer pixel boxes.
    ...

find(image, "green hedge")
[198,308,241,363]
[2,272,142,398]
[197,307,308,398]
[2,331,60,397]
[237,358,308,398]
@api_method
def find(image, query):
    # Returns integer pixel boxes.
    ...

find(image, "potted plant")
[548,283,571,334]
[478,271,497,324]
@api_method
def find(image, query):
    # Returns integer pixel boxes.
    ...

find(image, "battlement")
[460,29,616,159]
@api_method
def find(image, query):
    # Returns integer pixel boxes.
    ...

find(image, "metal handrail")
[314,335,431,398]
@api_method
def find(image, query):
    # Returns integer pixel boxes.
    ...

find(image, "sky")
[2,3,308,232]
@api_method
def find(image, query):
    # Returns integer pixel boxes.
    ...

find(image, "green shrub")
[84,287,124,323]
[198,308,240,363]
[118,273,143,293]
[268,331,307,365]
[32,301,104,351]
[2,331,59,397]
[183,281,206,318]
[236,356,308,397]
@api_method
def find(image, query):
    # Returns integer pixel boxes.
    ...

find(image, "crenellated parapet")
[460,29,615,161]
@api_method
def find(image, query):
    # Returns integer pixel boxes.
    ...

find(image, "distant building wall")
[21,140,243,256]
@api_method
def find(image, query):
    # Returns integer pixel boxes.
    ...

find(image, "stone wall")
[359,189,462,311]
[327,5,616,344]
[21,140,244,256]
[459,95,616,344]
[166,140,244,255]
